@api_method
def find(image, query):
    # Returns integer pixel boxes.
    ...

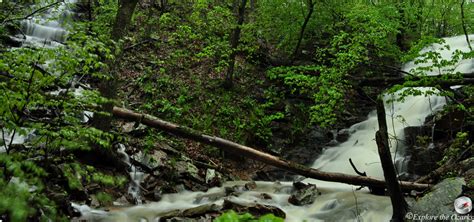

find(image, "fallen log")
[356,72,474,88]
[112,106,431,191]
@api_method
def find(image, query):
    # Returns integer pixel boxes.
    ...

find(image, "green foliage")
[388,37,473,103]
[0,154,62,221]
[439,132,470,166]
[61,162,127,190]
[0,1,124,219]
[95,192,114,206]
[215,211,284,222]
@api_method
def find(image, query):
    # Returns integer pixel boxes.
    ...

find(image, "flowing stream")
[4,2,474,222]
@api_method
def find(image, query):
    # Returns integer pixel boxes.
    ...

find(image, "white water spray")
[117,144,146,205]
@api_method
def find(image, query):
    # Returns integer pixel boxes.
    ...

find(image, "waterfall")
[72,35,473,222]
[1,1,92,153]
[11,0,77,48]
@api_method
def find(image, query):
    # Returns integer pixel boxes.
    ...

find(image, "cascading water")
[4,1,148,206]
[118,144,146,205]
[73,35,473,222]
[1,1,77,152]
[13,0,77,47]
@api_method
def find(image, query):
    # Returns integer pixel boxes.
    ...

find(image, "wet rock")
[410,177,465,218]
[134,149,168,170]
[223,182,258,196]
[404,126,432,147]
[406,143,445,177]
[288,182,319,206]
[89,195,100,208]
[194,192,227,204]
[260,193,272,200]
[244,181,257,190]
[336,129,350,143]
[121,122,135,133]
[113,195,131,206]
[183,179,208,192]
[159,204,220,221]
[222,200,286,218]
[175,184,186,192]
[254,125,332,181]
[404,126,444,177]
[224,185,246,196]
[205,169,222,187]
[144,186,163,202]
[1,36,22,47]
[432,109,468,141]
[121,122,147,136]
[176,161,200,179]
[457,157,474,174]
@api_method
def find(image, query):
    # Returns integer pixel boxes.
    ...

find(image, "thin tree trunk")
[92,0,139,131]
[224,0,248,89]
[395,0,408,51]
[375,98,408,222]
[460,0,472,51]
[291,0,315,62]
[112,106,430,191]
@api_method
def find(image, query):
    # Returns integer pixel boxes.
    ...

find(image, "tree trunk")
[111,0,139,41]
[112,106,431,191]
[460,0,472,51]
[375,98,408,222]
[395,0,408,51]
[85,0,139,173]
[291,0,314,62]
[224,0,248,89]
[92,0,139,131]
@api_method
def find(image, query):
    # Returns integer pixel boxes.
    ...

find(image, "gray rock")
[288,182,319,206]
[113,196,131,206]
[409,177,465,221]
[175,161,200,179]
[336,129,350,143]
[205,169,216,184]
[244,181,257,190]
[158,203,220,219]
[222,199,286,218]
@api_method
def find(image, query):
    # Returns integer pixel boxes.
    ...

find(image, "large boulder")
[409,177,465,221]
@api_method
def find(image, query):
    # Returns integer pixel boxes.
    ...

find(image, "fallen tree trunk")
[112,106,431,191]
[357,73,474,88]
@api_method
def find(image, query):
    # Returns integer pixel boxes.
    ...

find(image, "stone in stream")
[288,181,320,206]
[158,204,221,221]
[205,169,222,187]
[224,181,258,196]
[222,199,286,218]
